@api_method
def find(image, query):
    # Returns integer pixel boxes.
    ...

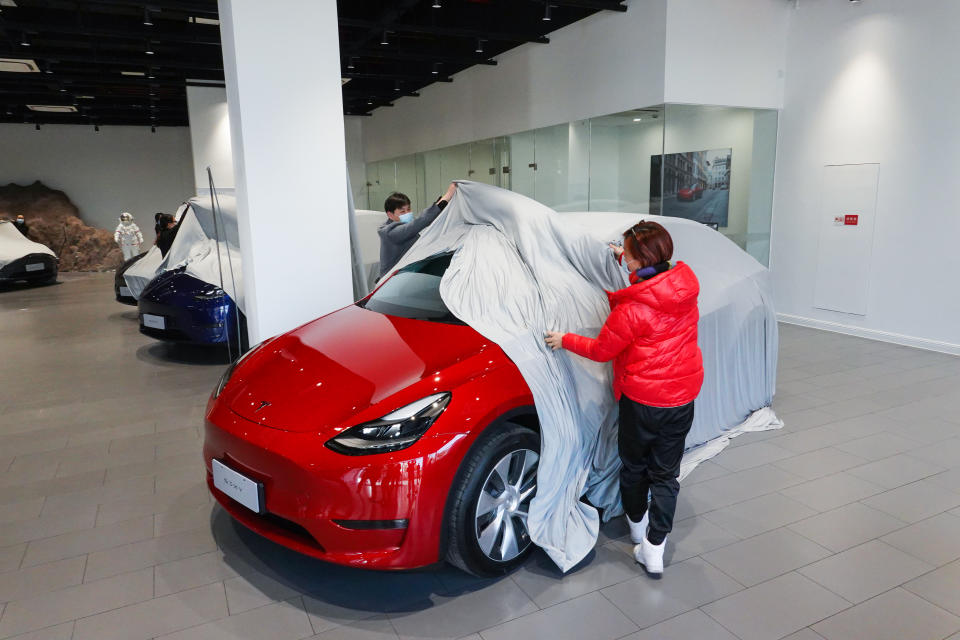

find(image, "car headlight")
[194,285,226,301]
[213,339,268,398]
[326,393,451,456]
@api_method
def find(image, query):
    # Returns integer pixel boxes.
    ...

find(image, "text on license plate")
[212,459,263,513]
[142,313,165,330]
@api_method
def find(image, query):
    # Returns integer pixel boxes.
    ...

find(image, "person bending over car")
[378,182,457,278]
[544,220,703,579]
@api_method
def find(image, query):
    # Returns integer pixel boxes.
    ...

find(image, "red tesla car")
[204,252,541,576]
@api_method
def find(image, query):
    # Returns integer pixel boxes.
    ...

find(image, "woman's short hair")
[622,220,673,269]
[384,192,411,214]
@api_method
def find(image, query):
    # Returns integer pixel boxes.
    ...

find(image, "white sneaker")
[626,511,649,544]
[633,535,666,578]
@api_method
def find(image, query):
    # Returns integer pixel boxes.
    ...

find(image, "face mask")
[398,212,414,224]
[121,220,131,226]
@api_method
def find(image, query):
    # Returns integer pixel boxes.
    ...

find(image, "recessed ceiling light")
[543,3,552,21]
[0,1,19,7]
[341,78,351,85]
[190,16,219,25]
[121,71,146,76]
[143,8,153,26]
[0,58,39,73]
[75,95,94,99]
[27,105,78,113]
[633,117,643,122]
[19,33,30,47]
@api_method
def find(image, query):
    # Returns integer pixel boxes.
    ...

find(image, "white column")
[218,0,352,344]
[186,85,234,193]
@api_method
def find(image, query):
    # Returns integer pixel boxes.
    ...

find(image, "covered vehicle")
[203,182,778,576]
[114,252,146,304]
[0,220,58,286]
[129,195,245,348]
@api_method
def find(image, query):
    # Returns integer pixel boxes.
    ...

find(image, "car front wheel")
[445,423,540,576]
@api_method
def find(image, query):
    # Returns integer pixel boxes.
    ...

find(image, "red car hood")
[226,304,493,432]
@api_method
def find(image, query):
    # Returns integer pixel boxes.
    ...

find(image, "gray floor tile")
[678,465,804,512]
[0,508,97,547]
[511,545,637,608]
[0,622,75,640]
[154,551,241,597]
[779,472,885,512]
[780,630,826,640]
[904,559,960,617]
[224,571,303,615]
[798,540,933,603]
[0,500,45,526]
[847,454,945,489]
[20,515,154,567]
[701,572,850,640]
[701,492,818,539]
[478,592,636,640]
[310,615,399,640]
[773,447,869,481]
[833,433,918,461]
[908,437,960,469]
[301,595,381,635]
[619,609,739,640]
[860,480,960,524]
[386,578,537,640]
[812,588,960,640]
[881,512,960,566]
[599,556,743,628]
[156,598,315,640]
[0,544,25,574]
[711,442,795,473]
[788,502,908,552]
[0,568,154,637]
[926,468,960,493]
[701,527,831,587]
[71,582,228,640]
[0,556,85,603]
[83,527,217,582]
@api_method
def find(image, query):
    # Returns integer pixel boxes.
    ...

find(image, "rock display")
[0,181,123,271]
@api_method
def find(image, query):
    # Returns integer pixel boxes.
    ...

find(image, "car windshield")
[358,253,464,324]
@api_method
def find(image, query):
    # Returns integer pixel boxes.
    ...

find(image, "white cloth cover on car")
[0,220,56,268]
[124,195,243,312]
[388,181,779,572]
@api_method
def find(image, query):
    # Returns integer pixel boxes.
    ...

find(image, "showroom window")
[365,104,777,266]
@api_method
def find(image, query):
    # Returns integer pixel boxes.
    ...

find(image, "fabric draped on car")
[378,182,781,572]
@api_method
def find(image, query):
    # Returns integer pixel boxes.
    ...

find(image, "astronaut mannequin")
[114,212,144,260]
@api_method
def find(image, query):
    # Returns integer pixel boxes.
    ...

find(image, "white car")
[0,220,58,286]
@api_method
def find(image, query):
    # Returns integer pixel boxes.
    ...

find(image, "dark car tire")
[445,422,540,577]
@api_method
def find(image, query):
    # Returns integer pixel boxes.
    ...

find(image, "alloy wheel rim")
[474,447,538,563]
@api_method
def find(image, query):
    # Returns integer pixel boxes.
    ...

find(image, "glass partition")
[364,103,776,265]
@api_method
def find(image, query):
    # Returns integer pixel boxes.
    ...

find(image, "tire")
[445,423,540,576]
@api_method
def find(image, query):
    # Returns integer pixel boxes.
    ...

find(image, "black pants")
[618,396,695,545]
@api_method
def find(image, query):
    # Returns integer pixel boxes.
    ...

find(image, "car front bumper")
[203,398,474,570]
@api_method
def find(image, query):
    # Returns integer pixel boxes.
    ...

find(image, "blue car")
[138,268,246,349]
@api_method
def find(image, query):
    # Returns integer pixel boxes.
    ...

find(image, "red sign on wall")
[844,214,859,226]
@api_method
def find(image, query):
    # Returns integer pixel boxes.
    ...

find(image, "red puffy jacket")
[562,261,704,407]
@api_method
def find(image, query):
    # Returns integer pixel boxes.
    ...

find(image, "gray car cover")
[124,195,243,312]
[388,181,779,572]
[0,220,56,268]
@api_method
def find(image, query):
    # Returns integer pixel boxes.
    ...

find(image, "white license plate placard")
[212,459,263,513]
[25,263,44,272]
[119,286,132,297]
[142,313,165,330]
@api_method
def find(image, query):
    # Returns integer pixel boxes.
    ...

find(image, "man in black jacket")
[377,182,457,279]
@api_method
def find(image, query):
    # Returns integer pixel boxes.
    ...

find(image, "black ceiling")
[0,0,626,128]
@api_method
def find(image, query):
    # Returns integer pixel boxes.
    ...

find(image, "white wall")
[664,0,790,109]
[0,124,194,231]
[363,0,668,161]
[771,0,960,353]
[186,86,234,192]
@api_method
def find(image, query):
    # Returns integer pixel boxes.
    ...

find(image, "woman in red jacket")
[545,220,703,578]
